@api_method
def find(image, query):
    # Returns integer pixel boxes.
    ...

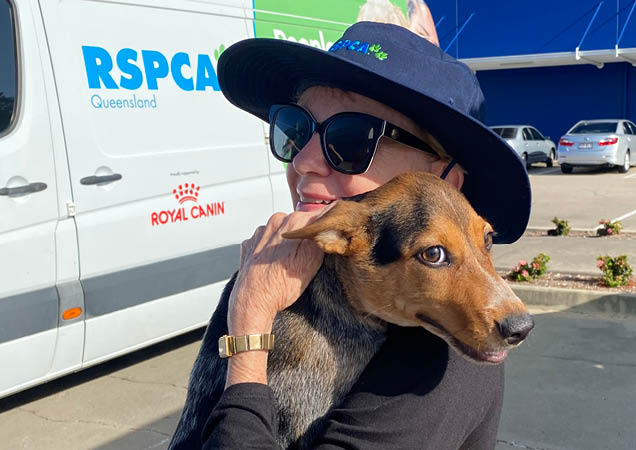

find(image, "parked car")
[491,125,556,168]
[557,119,635,173]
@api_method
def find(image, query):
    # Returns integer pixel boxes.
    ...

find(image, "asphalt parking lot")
[526,163,636,231]
[3,309,636,450]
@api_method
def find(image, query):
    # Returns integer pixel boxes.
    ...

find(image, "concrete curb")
[509,284,636,316]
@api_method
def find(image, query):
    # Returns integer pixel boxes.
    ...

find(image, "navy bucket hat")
[218,21,531,244]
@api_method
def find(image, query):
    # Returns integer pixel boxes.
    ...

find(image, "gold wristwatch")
[218,333,275,358]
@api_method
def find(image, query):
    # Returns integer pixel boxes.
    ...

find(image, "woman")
[183,20,530,450]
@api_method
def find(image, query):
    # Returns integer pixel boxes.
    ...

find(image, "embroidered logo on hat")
[328,39,388,61]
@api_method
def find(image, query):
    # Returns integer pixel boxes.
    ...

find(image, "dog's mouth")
[415,313,508,364]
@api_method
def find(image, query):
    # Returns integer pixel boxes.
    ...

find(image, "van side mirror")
[545,136,551,141]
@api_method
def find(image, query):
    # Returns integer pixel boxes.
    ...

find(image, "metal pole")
[444,12,475,54]
[577,1,605,50]
[618,0,621,44]
[455,0,459,57]
[617,0,636,46]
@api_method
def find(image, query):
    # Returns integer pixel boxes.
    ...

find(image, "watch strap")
[218,333,275,358]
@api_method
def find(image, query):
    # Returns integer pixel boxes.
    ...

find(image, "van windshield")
[570,122,618,134]
[492,127,517,139]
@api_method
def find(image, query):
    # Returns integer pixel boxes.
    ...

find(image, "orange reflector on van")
[62,307,82,320]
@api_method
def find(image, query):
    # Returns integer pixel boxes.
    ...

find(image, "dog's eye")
[485,232,494,252]
[417,246,449,266]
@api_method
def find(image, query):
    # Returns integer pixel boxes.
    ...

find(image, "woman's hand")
[225,208,330,387]
[229,210,326,332]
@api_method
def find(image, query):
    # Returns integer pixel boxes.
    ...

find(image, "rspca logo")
[82,45,223,110]
[328,40,388,61]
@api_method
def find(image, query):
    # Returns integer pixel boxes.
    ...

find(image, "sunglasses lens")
[325,116,379,174]
[271,107,313,162]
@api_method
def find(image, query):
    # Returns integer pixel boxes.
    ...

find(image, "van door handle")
[80,173,123,185]
[0,182,48,196]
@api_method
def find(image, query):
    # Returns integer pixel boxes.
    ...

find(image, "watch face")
[218,336,229,358]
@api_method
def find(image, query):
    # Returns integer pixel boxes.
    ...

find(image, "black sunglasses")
[268,104,440,175]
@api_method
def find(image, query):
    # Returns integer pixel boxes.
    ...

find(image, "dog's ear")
[282,201,369,255]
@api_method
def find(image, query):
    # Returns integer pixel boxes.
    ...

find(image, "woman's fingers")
[240,225,266,268]
[230,208,332,322]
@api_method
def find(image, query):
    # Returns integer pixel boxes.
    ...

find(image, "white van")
[0,0,407,398]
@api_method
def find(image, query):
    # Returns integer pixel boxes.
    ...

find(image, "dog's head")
[283,171,533,364]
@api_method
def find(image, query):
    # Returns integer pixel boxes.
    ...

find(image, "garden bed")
[524,229,636,240]
[500,271,636,294]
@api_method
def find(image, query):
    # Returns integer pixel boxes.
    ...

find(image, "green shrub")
[597,219,622,236]
[508,253,551,282]
[547,217,570,236]
[597,255,633,287]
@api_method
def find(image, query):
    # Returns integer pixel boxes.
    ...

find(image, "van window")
[0,0,17,135]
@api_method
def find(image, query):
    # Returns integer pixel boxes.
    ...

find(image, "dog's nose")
[496,314,534,345]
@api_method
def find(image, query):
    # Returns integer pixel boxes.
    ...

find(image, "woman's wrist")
[225,294,277,388]
[228,305,276,336]
[225,350,270,387]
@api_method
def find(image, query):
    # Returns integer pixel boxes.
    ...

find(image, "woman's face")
[287,86,462,212]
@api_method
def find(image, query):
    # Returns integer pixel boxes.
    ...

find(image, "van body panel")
[37,0,273,361]
[0,330,59,397]
[0,0,61,393]
[82,279,228,363]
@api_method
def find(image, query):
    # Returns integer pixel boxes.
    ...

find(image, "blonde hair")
[357,0,408,27]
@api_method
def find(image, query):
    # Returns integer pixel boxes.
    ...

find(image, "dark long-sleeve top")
[202,325,504,450]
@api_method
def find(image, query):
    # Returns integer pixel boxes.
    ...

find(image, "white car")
[491,125,556,168]
[557,119,635,173]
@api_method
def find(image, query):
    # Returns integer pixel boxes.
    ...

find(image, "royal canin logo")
[174,183,200,203]
[151,183,225,226]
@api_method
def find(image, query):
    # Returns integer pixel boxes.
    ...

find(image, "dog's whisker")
[362,302,394,319]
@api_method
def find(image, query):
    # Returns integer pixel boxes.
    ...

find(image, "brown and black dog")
[169,171,534,449]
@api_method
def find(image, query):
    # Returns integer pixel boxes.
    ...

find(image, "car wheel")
[561,164,573,174]
[522,153,530,169]
[546,149,555,167]
[618,151,630,173]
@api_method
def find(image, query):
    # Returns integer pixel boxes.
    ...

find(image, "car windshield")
[492,127,517,139]
[569,122,618,134]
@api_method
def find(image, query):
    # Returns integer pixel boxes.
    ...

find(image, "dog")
[169,171,534,449]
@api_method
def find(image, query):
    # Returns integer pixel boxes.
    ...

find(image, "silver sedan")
[557,120,635,174]
[491,125,556,168]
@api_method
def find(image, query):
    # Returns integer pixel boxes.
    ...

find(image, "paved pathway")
[0,330,202,450]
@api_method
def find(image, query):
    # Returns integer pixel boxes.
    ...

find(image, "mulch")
[499,271,636,294]
[523,230,636,240]
[506,229,636,292]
